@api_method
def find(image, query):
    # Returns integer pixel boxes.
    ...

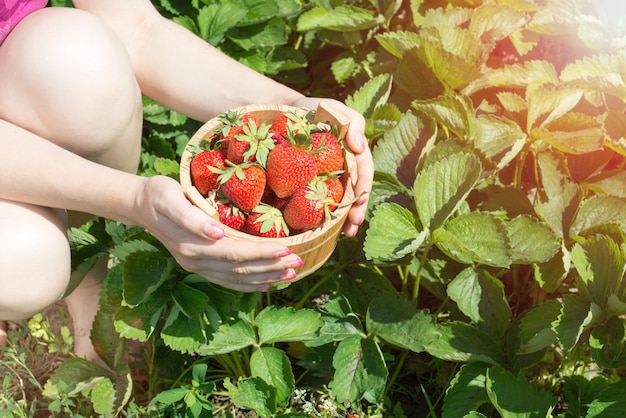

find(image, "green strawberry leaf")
[256,306,323,345]
[447,267,512,339]
[197,317,257,356]
[442,363,490,418]
[122,251,175,307]
[424,321,505,366]
[366,292,439,352]
[433,211,512,268]
[507,215,560,264]
[413,151,482,231]
[329,335,388,405]
[364,202,426,262]
[250,347,294,408]
[486,365,557,418]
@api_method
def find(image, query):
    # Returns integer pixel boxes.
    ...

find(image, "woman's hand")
[132,175,303,292]
[291,97,374,237]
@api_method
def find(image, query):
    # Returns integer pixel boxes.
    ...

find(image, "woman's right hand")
[131,175,303,292]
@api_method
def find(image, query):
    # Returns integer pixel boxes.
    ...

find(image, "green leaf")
[433,212,512,268]
[571,195,626,237]
[553,294,593,350]
[412,95,473,140]
[161,305,207,354]
[91,378,116,416]
[228,18,289,50]
[197,318,257,356]
[250,347,294,408]
[366,292,439,352]
[414,151,482,231]
[376,30,423,58]
[515,301,561,355]
[256,306,323,345]
[507,215,560,264]
[560,53,626,101]
[573,235,626,308]
[586,378,626,418]
[45,357,112,389]
[224,377,277,418]
[447,267,512,339]
[472,114,526,170]
[330,335,388,404]
[122,251,174,307]
[424,321,505,366]
[153,387,189,406]
[532,112,604,155]
[485,366,557,418]
[197,4,248,46]
[463,60,559,97]
[372,110,434,188]
[345,73,392,119]
[442,363,490,418]
[114,292,166,342]
[297,5,384,32]
[527,85,584,131]
[364,202,426,262]
[562,375,608,418]
[171,281,209,319]
[589,316,626,368]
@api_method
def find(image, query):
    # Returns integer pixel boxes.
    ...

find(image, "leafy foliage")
[40,0,626,417]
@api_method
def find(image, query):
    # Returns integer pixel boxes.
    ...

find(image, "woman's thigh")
[0,6,143,173]
[0,199,71,320]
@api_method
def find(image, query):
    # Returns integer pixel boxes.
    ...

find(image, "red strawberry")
[270,111,313,139]
[217,199,247,230]
[244,204,289,238]
[217,162,267,212]
[190,149,226,196]
[266,145,318,198]
[325,177,344,211]
[283,178,340,231]
[310,132,344,174]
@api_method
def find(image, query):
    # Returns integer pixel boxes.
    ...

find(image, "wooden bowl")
[179,102,357,282]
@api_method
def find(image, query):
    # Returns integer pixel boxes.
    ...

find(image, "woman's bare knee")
[0,7,142,172]
[0,200,71,320]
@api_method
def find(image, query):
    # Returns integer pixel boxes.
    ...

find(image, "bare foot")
[64,258,107,367]
[0,320,7,346]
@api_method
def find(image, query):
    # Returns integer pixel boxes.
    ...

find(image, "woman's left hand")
[291,97,374,237]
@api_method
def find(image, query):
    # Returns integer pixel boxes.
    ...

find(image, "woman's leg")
[0,7,143,361]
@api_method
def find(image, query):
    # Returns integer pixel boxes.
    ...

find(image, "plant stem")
[413,246,431,301]
[383,349,408,400]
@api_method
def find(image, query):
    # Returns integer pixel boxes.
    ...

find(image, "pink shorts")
[0,0,49,46]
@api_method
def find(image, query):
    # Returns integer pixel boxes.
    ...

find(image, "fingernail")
[354,134,365,152]
[287,257,304,269]
[204,223,224,239]
[281,268,297,281]
[357,216,364,226]
[275,248,292,258]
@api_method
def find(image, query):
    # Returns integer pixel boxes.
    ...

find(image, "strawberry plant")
[33,0,626,417]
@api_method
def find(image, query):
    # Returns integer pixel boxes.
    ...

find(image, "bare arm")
[72,0,374,235]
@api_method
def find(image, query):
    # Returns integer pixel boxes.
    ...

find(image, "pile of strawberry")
[189,109,346,238]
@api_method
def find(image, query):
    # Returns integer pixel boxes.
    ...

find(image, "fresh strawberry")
[227,122,274,166]
[283,178,340,231]
[217,198,247,230]
[244,204,289,238]
[190,149,226,196]
[310,132,344,174]
[324,177,344,211]
[270,111,313,139]
[266,145,318,198]
[216,111,260,140]
[217,162,267,212]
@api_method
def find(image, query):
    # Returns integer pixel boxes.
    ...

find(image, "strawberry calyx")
[247,203,290,237]
[233,121,275,167]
